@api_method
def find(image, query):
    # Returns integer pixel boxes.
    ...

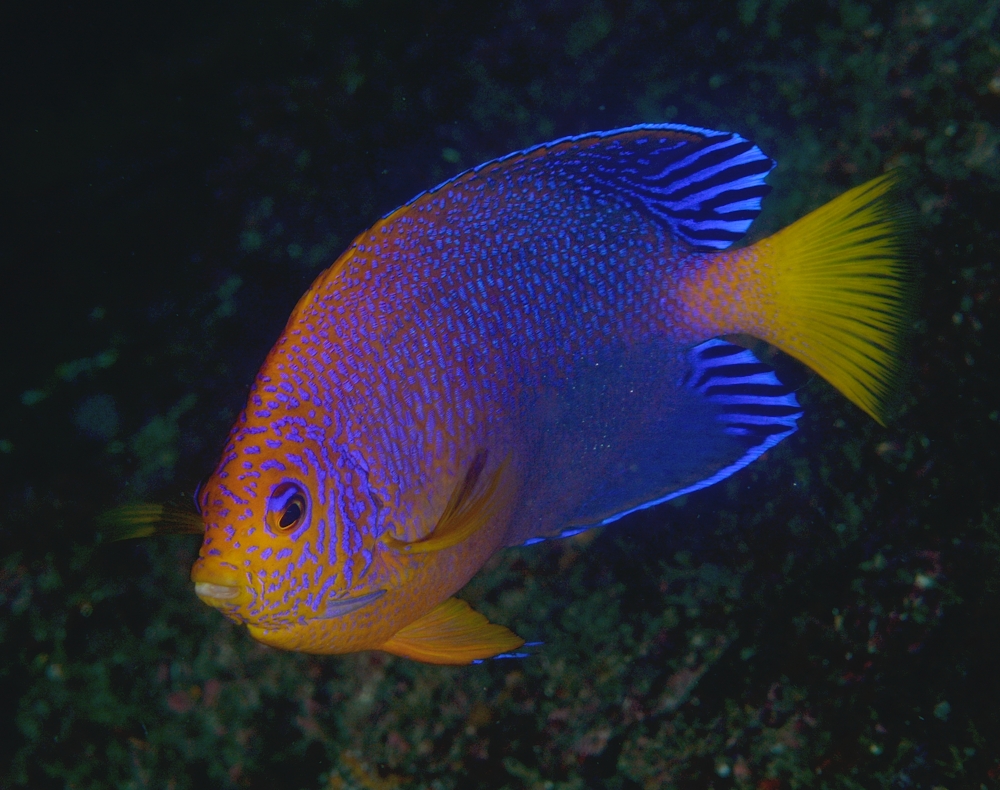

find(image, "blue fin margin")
[471,642,545,664]
[525,339,803,545]
[393,123,774,251]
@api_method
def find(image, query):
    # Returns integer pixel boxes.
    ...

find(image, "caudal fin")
[744,172,913,425]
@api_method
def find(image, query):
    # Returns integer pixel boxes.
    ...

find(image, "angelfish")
[183,124,910,664]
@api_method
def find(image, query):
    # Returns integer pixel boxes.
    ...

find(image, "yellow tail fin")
[745,172,913,424]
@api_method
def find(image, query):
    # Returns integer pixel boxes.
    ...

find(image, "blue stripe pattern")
[685,339,802,440]
[402,123,774,251]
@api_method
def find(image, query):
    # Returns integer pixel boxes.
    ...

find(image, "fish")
[183,123,910,664]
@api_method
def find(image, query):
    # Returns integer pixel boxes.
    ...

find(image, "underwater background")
[2,0,999,787]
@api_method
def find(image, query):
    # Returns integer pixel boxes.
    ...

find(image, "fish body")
[190,124,910,663]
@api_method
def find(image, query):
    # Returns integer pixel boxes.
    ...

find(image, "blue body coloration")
[398,123,775,250]
[192,123,822,658]
[233,123,798,549]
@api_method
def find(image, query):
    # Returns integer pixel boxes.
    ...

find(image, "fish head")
[189,402,397,645]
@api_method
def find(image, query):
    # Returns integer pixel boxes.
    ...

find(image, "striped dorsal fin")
[403,123,774,251]
[578,125,775,250]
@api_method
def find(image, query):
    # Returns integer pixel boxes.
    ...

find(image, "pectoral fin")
[383,451,508,555]
[379,597,525,665]
[96,503,205,541]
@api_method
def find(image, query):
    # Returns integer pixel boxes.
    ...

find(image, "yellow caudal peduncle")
[686,172,914,425]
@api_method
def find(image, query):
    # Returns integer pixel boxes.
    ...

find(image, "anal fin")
[507,339,804,545]
[652,338,803,503]
[379,598,525,665]
[685,338,803,443]
[577,338,803,521]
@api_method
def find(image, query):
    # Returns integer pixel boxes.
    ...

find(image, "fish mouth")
[194,582,242,605]
[315,589,386,619]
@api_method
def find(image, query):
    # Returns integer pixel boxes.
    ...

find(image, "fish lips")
[194,581,244,608]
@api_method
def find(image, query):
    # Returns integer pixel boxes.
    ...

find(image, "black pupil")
[279,498,302,529]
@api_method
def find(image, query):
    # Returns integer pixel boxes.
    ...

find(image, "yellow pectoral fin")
[379,598,525,665]
[383,451,509,555]
[96,503,205,541]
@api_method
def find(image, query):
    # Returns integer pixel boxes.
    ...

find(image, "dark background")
[2,1,999,787]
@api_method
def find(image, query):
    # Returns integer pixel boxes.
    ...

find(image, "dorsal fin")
[394,123,774,251]
[382,451,508,554]
[379,597,525,665]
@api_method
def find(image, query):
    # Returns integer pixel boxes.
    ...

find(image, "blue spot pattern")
[199,124,785,629]
[403,123,774,251]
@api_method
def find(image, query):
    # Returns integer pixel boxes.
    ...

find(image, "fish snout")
[194,581,243,605]
[190,561,249,609]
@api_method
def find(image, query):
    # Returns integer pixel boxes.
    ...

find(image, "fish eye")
[266,482,309,533]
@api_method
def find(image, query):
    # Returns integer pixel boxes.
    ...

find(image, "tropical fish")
[183,123,910,664]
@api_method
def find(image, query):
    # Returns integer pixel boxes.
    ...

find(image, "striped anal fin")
[682,338,803,470]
